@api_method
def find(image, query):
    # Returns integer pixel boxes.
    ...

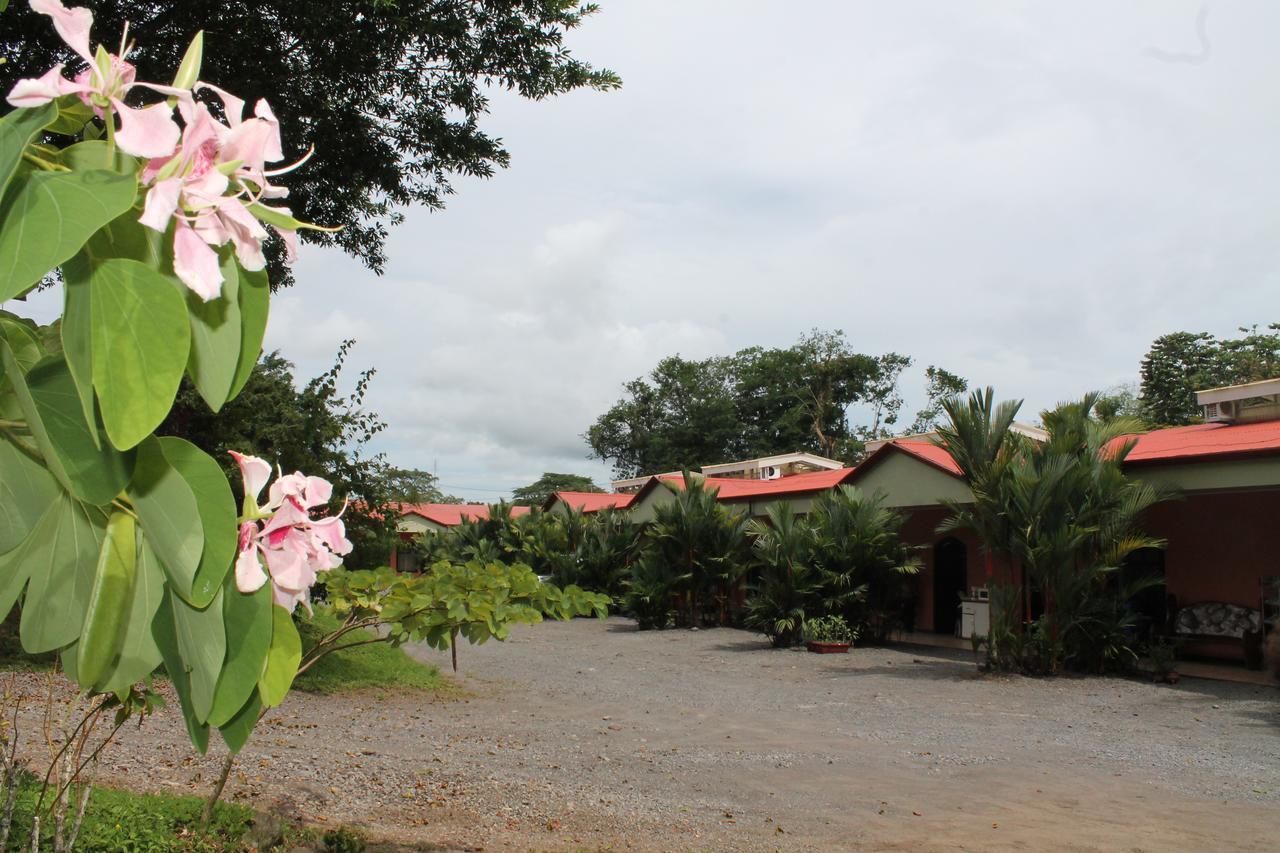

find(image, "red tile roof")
[653,466,857,500]
[1118,420,1280,465]
[397,503,531,527]
[546,492,635,512]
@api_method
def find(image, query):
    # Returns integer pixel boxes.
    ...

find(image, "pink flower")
[139,93,308,300]
[6,0,183,158]
[230,451,352,614]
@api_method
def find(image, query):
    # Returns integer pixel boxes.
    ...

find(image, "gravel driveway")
[11,616,1280,850]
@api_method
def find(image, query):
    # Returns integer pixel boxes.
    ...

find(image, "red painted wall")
[896,508,1010,632]
[895,490,1278,654]
[1143,490,1278,610]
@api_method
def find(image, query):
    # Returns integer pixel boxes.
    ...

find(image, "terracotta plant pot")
[806,641,851,654]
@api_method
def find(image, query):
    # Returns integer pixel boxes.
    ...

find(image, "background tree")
[384,468,462,505]
[586,331,919,477]
[908,365,969,433]
[512,472,603,507]
[0,0,621,286]
[1137,325,1280,425]
[160,341,396,568]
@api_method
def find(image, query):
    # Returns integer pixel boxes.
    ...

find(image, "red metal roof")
[547,492,635,512]
[1118,420,1280,465]
[653,466,857,500]
[397,503,531,527]
[888,440,964,476]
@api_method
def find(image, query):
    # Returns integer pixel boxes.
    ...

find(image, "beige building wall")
[852,452,973,508]
[397,514,448,536]
[1129,457,1280,493]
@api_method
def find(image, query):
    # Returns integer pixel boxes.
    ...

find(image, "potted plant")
[805,615,856,653]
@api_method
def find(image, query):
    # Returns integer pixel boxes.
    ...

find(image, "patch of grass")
[294,610,450,695]
[8,772,255,851]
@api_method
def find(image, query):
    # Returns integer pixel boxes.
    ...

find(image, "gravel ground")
[8,617,1280,851]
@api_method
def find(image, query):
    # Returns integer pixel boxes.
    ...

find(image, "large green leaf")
[157,437,236,607]
[56,139,138,175]
[0,168,137,301]
[207,580,271,728]
[0,343,130,505]
[76,510,136,690]
[0,498,57,624]
[0,102,56,198]
[127,437,203,599]
[227,264,268,401]
[60,253,96,435]
[19,493,107,653]
[170,586,225,723]
[0,435,59,554]
[217,689,262,753]
[98,537,165,698]
[152,593,210,754]
[46,97,96,138]
[89,257,190,450]
[62,211,168,437]
[258,605,301,708]
[186,251,243,412]
[21,355,131,505]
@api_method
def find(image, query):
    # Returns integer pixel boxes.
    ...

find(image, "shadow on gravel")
[831,658,980,682]
[711,639,775,652]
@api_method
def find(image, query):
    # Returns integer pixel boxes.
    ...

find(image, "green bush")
[295,611,449,694]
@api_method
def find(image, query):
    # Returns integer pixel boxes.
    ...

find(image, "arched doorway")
[933,538,967,634]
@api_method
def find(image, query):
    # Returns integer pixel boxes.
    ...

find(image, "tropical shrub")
[808,486,920,643]
[625,552,679,630]
[744,502,821,647]
[323,560,609,672]
[939,389,1167,674]
[562,507,641,598]
[632,473,750,627]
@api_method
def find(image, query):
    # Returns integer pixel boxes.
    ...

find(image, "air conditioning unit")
[1202,400,1235,423]
[761,465,782,480]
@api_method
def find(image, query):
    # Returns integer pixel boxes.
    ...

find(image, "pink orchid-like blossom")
[138,92,308,300]
[6,0,183,158]
[230,451,352,614]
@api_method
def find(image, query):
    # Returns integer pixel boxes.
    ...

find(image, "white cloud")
[14,1,1269,501]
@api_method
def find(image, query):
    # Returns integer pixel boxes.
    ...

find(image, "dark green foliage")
[567,508,642,598]
[744,503,821,647]
[160,341,397,568]
[586,330,918,477]
[1138,324,1280,425]
[417,505,639,600]
[908,365,969,433]
[629,474,750,627]
[323,825,368,853]
[0,1,620,286]
[940,389,1167,674]
[384,468,462,505]
[512,472,603,507]
[808,486,919,643]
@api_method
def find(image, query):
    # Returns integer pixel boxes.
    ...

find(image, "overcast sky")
[19,1,1280,501]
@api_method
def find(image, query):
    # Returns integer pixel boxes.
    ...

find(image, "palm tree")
[744,502,820,647]
[637,472,750,627]
[938,389,1167,673]
[808,485,920,642]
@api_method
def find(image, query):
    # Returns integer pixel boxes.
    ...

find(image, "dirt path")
[11,617,1280,850]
